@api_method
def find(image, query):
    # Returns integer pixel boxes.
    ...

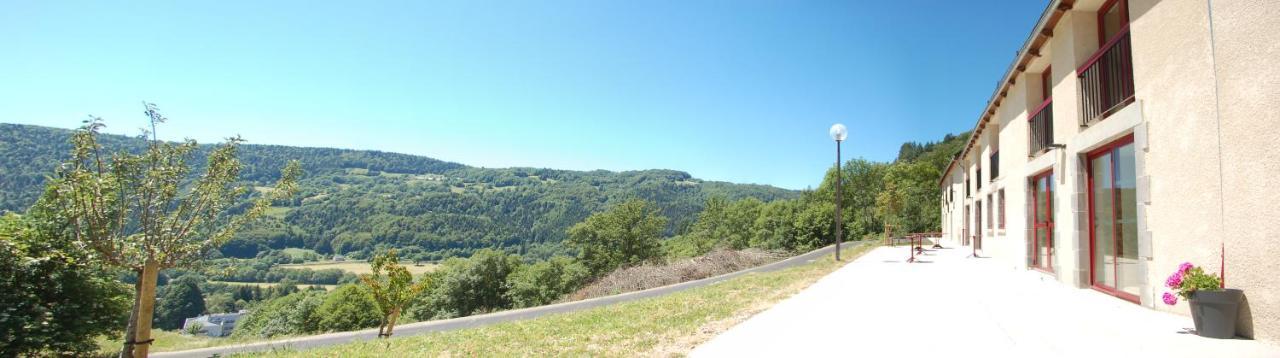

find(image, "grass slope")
[242,243,875,357]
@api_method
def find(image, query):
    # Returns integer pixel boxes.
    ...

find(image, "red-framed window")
[1087,134,1140,303]
[997,189,1006,230]
[1031,170,1054,272]
[1098,0,1130,46]
[990,151,1000,180]
[976,167,983,190]
[1040,67,1053,104]
[986,193,994,230]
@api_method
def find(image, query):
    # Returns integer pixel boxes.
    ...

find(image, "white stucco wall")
[1193,0,1280,341]
[938,0,1279,341]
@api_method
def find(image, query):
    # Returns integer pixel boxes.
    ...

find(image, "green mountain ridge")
[0,123,797,261]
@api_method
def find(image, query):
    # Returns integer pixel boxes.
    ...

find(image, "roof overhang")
[938,0,1075,187]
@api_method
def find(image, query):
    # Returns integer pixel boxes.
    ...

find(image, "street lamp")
[829,123,847,261]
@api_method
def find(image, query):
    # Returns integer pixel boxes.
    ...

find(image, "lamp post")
[829,123,847,261]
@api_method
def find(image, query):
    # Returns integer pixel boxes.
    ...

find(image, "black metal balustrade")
[1029,99,1053,155]
[1078,30,1135,126]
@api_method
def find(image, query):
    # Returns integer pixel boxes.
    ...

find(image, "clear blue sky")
[1,0,1047,190]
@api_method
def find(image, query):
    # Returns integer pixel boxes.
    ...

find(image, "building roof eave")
[939,0,1074,187]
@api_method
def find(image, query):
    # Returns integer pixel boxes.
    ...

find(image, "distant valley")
[0,123,797,261]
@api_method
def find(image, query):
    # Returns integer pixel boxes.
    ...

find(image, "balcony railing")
[1029,99,1054,156]
[1078,29,1135,126]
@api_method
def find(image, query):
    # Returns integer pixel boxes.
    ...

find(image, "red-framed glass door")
[1031,170,1054,272]
[1087,134,1140,302]
[963,204,971,246]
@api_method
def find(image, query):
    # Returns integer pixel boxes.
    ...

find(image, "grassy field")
[263,206,292,219]
[278,260,438,275]
[94,330,298,356]
[241,243,874,357]
[209,280,337,291]
[280,247,318,259]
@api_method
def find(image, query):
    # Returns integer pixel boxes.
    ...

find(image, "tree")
[723,198,763,249]
[792,200,835,251]
[878,161,941,234]
[682,196,729,255]
[876,180,906,239]
[750,199,798,251]
[0,213,130,356]
[360,250,431,338]
[814,158,888,241]
[315,284,381,332]
[566,199,668,276]
[204,292,237,314]
[154,278,206,330]
[40,106,300,357]
[681,196,765,254]
[840,159,889,239]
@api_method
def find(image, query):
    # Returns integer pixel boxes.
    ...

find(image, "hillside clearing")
[208,281,337,291]
[277,260,437,275]
[279,247,318,259]
[239,243,874,357]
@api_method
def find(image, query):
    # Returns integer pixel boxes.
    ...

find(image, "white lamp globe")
[829,123,848,142]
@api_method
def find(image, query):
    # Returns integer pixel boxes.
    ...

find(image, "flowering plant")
[1162,262,1222,305]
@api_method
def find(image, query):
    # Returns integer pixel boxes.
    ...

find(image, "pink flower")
[1163,292,1178,305]
[1166,271,1184,288]
[1179,262,1194,273]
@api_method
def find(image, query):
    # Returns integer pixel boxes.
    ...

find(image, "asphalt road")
[154,243,855,358]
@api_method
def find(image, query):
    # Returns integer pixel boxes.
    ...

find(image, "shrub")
[0,213,130,357]
[410,249,522,320]
[184,322,204,336]
[506,256,590,308]
[232,290,325,338]
[316,285,381,332]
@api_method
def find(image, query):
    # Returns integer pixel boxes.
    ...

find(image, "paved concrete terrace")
[693,245,1279,357]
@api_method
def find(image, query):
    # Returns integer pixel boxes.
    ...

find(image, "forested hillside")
[0,123,796,261]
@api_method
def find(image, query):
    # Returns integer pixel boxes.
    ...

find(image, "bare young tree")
[42,103,300,357]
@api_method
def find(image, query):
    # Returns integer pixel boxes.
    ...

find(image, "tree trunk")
[133,259,160,358]
[383,309,401,338]
[119,270,143,358]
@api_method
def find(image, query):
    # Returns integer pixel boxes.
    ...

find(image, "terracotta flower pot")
[1188,289,1243,339]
